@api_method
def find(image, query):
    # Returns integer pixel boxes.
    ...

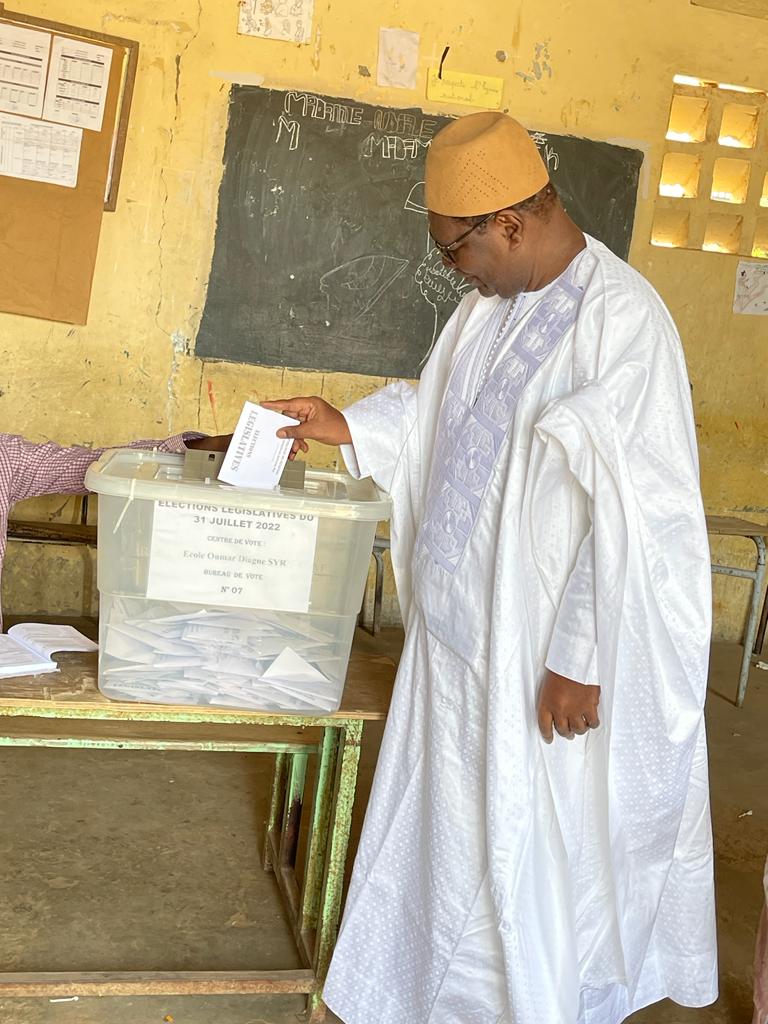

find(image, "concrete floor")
[0,637,764,1024]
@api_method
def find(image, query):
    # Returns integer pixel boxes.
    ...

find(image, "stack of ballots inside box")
[101,599,345,713]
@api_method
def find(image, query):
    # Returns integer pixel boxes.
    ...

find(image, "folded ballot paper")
[0,623,97,678]
[218,401,299,490]
[100,599,344,713]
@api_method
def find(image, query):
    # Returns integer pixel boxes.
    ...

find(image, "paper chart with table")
[0,25,109,190]
[0,110,81,187]
[0,21,50,117]
[42,35,112,132]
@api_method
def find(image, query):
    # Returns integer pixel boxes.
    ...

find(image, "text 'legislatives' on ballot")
[228,408,261,473]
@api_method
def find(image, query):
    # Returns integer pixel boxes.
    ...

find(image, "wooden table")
[0,630,396,1022]
[706,515,768,706]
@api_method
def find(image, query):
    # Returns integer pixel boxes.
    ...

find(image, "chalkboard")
[197,87,643,379]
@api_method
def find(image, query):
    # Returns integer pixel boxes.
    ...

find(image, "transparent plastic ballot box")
[85,450,391,714]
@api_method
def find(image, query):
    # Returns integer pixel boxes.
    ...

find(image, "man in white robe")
[264,111,717,1024]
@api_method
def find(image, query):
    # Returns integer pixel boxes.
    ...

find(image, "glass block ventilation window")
[652,75,768,257]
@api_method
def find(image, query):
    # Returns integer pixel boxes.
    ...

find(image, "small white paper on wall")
[238,0,314,45]
[377,27,420,90]
[733,260,768,315]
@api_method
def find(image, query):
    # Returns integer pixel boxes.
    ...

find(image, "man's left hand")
[537,670,601,743]
[186,434,232,452]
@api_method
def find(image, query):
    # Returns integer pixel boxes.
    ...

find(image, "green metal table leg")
[299,728,338,937]
[262,752,287,872]
[263,748,315,971]
[308,719,363,1024]
[281,752,309,870]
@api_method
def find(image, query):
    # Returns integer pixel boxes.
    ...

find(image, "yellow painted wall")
[2,0,766,640]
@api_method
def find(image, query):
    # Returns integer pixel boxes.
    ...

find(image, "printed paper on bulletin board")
[0,19,123,325]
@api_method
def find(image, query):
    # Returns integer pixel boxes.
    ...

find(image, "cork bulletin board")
[0,5,138,324]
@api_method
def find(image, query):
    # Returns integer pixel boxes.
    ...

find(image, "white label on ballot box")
[147,500,319,612]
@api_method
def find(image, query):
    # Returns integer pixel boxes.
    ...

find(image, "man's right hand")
[261,396,351,458]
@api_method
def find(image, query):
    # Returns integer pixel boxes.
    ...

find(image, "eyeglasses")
[430,211,497,265]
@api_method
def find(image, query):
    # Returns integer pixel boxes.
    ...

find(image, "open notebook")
[0,624,97,678]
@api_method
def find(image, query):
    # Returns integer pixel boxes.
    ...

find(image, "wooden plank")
[0,629,398,722]
[342,630,399,718]
[7,520,97,545]
[0,969,315,996]
[706,515,768,537]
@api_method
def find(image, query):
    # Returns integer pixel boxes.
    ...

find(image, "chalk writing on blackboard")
[275,115,300,151]
[283,91,364,124]
[531,131,560,171]
[416,250,471,307]
[320,256,409,323]
[362,134,430,161]
[415,249,473,365]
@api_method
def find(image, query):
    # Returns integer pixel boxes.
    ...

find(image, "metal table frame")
[706,515,768,707]
[0,639,394,1022]
[358,535,390,637]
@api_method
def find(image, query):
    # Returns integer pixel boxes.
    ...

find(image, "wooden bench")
[7,519,96,546]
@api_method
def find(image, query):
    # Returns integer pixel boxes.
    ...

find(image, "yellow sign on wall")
[426,68,504,108]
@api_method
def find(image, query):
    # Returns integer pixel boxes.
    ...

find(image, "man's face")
[428,210,532,299]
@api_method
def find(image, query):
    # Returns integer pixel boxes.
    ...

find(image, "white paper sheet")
[376,27,420,90]
[734,259,768,315]
[263,645,330,685]
[218,402,297,491]
[42,35,112,132]
[238,0,315,44]
[0,623,94,678]
[107,621,192,658]
[0,23,51,118]
[0,111,82,187]
[0,635,56,677]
